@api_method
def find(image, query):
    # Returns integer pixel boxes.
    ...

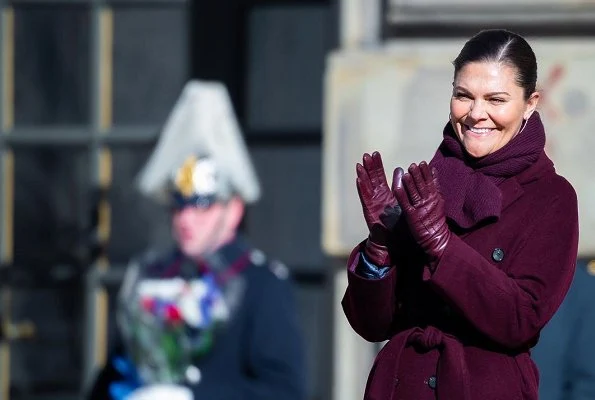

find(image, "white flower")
[179,290,204,328]
[137,278,185,300]
[189,280,208,299]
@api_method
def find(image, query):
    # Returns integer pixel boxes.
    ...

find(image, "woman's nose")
[468,100,487,121]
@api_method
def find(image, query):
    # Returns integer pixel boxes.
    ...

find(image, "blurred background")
[0,0,594,399]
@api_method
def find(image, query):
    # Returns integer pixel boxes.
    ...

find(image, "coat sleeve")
[239,269,307,400]
[426,187,579,349]
[341,242,399,342]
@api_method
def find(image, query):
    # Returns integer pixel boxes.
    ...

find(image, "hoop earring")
[518,118,529,134]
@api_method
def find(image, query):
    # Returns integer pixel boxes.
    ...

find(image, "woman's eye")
[490,98,506,103]
[454,92,470,99]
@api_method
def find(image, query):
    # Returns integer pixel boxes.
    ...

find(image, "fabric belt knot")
[369,326,473,400]
[407,325,444,349]
[410,327,472,400]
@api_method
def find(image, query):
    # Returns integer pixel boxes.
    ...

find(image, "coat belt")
[373,326,472,400]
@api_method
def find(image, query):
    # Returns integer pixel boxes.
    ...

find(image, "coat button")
[427,375,437,389]
[492,248,504,262]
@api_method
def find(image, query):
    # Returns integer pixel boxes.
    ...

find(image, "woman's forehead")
[454,62,522,93]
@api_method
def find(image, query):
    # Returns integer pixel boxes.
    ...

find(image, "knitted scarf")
[429,112,546,229]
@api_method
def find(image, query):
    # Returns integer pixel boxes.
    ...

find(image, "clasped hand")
[356,152,403,265]
[357,152,450,264]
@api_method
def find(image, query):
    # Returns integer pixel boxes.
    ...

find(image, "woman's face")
[450,61,539,158]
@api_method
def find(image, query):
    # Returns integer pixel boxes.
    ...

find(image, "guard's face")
[450,61,539,158]
[172,203,230,259]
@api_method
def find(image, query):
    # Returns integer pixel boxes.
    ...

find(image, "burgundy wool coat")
[342,152,579,400]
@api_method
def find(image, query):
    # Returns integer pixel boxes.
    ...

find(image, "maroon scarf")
[429,112,546,229]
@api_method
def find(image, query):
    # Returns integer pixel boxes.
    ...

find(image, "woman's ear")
[524,91,541,120]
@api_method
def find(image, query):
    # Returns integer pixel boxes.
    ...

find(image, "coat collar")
[498,151,555,212]
[202,235,250,272]
[148,236,251,278]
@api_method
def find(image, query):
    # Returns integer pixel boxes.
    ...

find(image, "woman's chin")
[455,129,494,158]
[462,142,490,159]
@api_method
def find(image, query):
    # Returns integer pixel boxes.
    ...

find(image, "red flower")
[164,304,183,324]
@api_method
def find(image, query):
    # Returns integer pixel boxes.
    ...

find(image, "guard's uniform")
[87,81,307,400]
[88,236,306,400]
[532,259,595,400]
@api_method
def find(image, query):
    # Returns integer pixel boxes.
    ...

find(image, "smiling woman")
[449,30,540,159]
[342,29,579,400]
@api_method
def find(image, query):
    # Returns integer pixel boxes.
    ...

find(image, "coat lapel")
[498,178,524,212]
[497,151,555,213]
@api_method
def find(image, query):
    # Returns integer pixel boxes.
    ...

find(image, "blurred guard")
[532,258,595,400]
[87,81,307,400]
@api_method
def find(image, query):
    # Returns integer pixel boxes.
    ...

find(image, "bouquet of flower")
[116,261,230,386]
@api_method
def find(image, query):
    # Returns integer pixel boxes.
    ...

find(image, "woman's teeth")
[467,126,492,134]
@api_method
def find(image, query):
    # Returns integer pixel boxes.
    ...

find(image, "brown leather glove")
[393,161,450,262]
[356,151,403,265]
